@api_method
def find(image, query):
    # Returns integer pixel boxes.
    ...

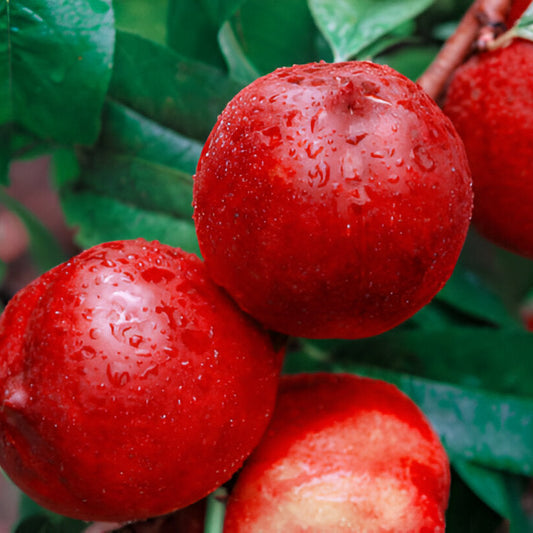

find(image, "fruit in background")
[0,239,281,522]
[194,61,473,339]
[223,373,450,533]
[443,39,533,259]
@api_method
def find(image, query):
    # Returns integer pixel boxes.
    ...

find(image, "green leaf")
[308,0,436,61]
[15,494,87,533]
[354,20,417,60]
[446,468,503,533]
[453,459,531,528]
[218,21,261,85]
[0,123,9,184]
[334,365,533,476]
[0,187,66,272]
[59,97,204,254]
[376,43,440,81]
[223,0,319,76]
[101,101,203,176]
[203,0,247,26]
[78,152,194,219]
[330,327,533,397]
[60,190,200,255]
[114,0,168,44]
[0,0,115,144]
[436,265,517,328]
[110,31,243,142]
[167,0,226,69]
[15,515,87,533]
[0,258,6,285]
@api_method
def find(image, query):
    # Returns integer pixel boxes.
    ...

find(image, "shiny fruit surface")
[444,39,533,258]
[0,239,281,522]
[224,373,450,533]
[194,61,472,339]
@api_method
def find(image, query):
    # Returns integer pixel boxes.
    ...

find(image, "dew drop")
[412,145,435,171]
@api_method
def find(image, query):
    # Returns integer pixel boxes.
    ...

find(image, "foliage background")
[1,0,533,531]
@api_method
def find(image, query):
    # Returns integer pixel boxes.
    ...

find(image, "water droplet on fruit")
[307,161,330,188]
[129,335,144,348]
[261,126,282,148]
[141,267,175,284]
[346,133,367,146]
[106,363,130,387]
[412,145,435,171]
[73,346,96,360]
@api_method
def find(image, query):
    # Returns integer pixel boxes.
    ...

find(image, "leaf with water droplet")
[308,0,434,61]
[0,0,115,151]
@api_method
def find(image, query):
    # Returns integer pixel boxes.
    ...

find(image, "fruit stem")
[204,488,227,533]
[417,0,512,102]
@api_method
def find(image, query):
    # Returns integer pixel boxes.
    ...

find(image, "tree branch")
[417,0,512,102]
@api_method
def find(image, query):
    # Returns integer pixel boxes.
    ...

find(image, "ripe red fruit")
[443,39,533,258]
[194,61,473,339]
[224,373,450,533]
[0,239,281,522]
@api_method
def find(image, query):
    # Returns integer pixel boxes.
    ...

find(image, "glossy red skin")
[0,239,281,522]
[224,373,450,533]
[194,61,472,339]
[443,40,533,258]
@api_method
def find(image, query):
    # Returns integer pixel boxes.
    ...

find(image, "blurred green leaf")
[0,188,66,272]
[377,43,440,80]
[114,0,168,44]
[0,259,6,286]
[218,21,260,85]
[0,124,9,184]
[110,31,243,142]
[60,190,200,255]
[77,153,194,219]
[15,514,86,533]
[203,0,247,26]
[59,96,204,251]
[446,468,503,533]
[330,327,533,397]
[224,0,319,76]
[453,459,531,529]
[0,0,115,144]
[436,265,518,328]
[334,365,533,476]
[308,0,435,61]
[101,101,203,176]
[15,494,87,533]
[167,0,226,68]
[354,20,417,61]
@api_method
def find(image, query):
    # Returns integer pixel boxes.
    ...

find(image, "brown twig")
[417,0,513,102]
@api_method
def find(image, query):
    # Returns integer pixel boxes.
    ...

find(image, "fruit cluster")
[0,60,473,529]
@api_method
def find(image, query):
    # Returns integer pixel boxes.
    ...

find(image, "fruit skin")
[0,239,281,522]
[507,0,530,27]
[194,61,472,339]
[443,39,533,259]
[223,373,450,533]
